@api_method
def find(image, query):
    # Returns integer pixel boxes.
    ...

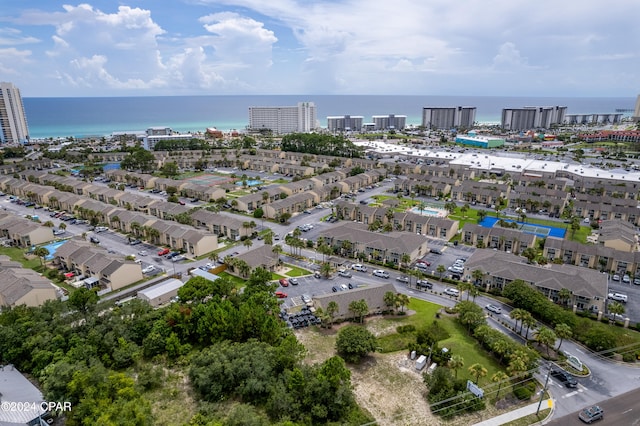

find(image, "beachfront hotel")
[501,106,567,131]
[422,106,477,130]
[0,82,29,144]
[248,101,317,134]
[327,115,364,132]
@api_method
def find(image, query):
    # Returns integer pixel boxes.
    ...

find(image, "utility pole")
[536,364,552,415]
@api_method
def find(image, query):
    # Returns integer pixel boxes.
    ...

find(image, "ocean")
[23,95,636,139]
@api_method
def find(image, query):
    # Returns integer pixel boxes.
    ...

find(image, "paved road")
[545,386,640,426]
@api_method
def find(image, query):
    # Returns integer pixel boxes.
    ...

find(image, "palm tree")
[243,238,253,251]
[521,312,537,340]
[509,308,526,335]
[558,288,572,307]
[396,293,410,313]
[459,281,475,301]
[448,355,464,379]
[436,264,446,280]
[468,363,488,385]
[554,323,573,352]
[491,371,510,400]
[42,220,54,228]
[326,301,339,328]
[533,327,557,357]
[33,247,50,268]
[608,302,626,323]
[208,252,219,264]
[58,222,67,231]
[384,291,397,313]
[472,268,484,287]
[272,244,283,265]
[320,262,332,278]
[400,253,411,271]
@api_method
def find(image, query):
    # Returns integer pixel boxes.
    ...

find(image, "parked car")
[89,236,100,244]
[416,279,433,290]
[348,283,355,289]
[485,304,502,314]
[430,248,443,255]
[301,294,312,305]
[129,239,142,245]
[444,287,460,297]
[275,291,288,299]
[332,286,339,292]
[137,250,148,256]
[289,278,299,285]
[172,255,186,262]
[279,278,289,287]
[351,264,367,272]
[578,405,603,423]
[313,271,321,278]
[94,226,109,233]
[551,369,578,388]
[53,229,66,236]
[608,292,628,303]
[142,265,156,274]
[612,274,620,281]
[622,274,631,283]
[340,284,348,291]
[157,248,170,256]
[338,269,352,278]
[396,276,410,283]
[373,269,390,278]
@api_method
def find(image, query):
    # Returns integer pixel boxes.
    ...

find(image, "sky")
[2,1,639,98]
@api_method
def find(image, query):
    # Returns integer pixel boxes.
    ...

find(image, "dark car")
[430,248,443,255]
[89,236,100,244]
[416,279,433,290]
[551,369,578,388]
[578,405,603,423]
[332,286,338,292]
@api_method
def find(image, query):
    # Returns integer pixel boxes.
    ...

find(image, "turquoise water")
[236,180,262,187]
[39,240,67,260]
[409,206,445,216]
[22,95,635,139]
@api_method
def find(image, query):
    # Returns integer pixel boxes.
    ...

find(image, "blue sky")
[2,1,639,97]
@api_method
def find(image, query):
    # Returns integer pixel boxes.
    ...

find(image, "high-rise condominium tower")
[0,82,29,144]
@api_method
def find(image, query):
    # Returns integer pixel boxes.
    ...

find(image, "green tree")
[348,299,369,323]
[448,354,464,379]
[335,325,377,363]
[160,161,179,178]
[533,327,557,357]
[436,264,446,280]
[325,301,339,328]
[396,293,410,313]
[243,238,253,251]
[68,287,98,314]
[468,363,488,385]
[554,323,573,352]
[491,371,510,400]
[33,246,50,267]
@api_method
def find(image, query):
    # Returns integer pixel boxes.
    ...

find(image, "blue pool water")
[235,179,262,187]
[479,216,566,238]
[408,206,445,216]
[38,240,68,260]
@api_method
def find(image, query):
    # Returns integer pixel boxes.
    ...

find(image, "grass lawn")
[0,246,42,269]
[376,298,504,383]
[217,271,247,288]
[271,272,285,281]
[284,264,312,277]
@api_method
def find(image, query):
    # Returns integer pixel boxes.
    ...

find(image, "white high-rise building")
[248,102,317,134]
[633,94,640,122]
[0,82,29,144]
[422,107,476,129]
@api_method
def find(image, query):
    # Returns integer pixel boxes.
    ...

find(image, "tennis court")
[184,174,235,186]
[479,216,566,238]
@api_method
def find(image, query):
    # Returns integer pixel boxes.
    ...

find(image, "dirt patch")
[295,320,537,426]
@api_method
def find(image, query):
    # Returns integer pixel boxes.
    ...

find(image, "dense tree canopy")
[281,133,364,158]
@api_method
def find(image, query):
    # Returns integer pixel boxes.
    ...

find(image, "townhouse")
[230,245,280,276]
[312,283,397,321]
[321,222,429,265]
[0,212,54,247]
[463,250,607,313]
[461,223,536,253]
[0,255,58,307]
[54,238,143,291]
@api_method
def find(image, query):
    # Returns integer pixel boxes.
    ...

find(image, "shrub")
[396,324,416,334]
[513,385,533,400]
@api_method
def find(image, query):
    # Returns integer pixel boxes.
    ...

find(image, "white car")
[338,269,352,278]
[444,287,460,297]
[351,264,367,272]
[172,254,186,262]
[137,250,148,256]
[372,269,390,279]
[142,265,156,274]
[485,304,502,314]
[608,292,628,303]
[94,226,109,233]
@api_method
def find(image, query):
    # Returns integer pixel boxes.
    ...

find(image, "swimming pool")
[38,240,68,260]
[409,206,447,217]
[235,179,262,187]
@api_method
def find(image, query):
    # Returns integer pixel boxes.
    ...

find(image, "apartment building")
[327,115,364,132]
[248,102,317,134]
[0,82,29,144]
[422,106,476,129]
[0,255,58,307]
[501,106,566,130]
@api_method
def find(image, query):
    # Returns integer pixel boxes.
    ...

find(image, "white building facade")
[422,106,477,129]
[0,82,29,144]
[249,102,317,134]
[501,106,567,131]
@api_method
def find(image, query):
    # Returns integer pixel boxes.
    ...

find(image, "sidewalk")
[473,399,553,426]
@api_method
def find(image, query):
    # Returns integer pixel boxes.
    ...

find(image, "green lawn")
[284,265,312,277]
[270,272,285,281]
[376,298,504,383]
[217,271,247,288]
[0,246,42,269]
